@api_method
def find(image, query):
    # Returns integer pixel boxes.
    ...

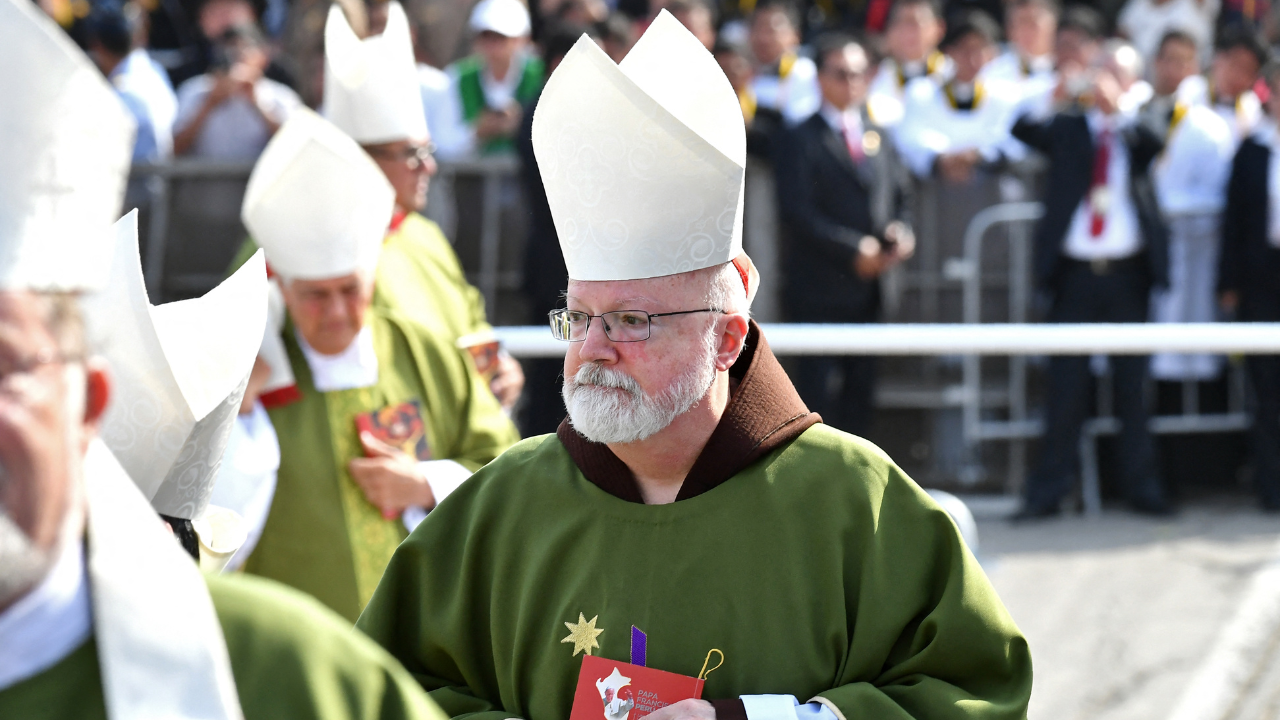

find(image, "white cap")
[324,2,429,144]
[469,0,531,38]
[532,11,746,282]
[242,108,396,280]
[82,212,268,520]
[0,0,134,292]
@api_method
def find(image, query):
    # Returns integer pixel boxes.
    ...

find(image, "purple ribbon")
[630,626,647,667]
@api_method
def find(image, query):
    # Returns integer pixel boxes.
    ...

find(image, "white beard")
[0,470,53,609]
[563,332,718,444]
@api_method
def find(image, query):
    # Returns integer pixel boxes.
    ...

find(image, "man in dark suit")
[1012,41,1171,518]
[776,34,915,437]
[1219,63,1280,511]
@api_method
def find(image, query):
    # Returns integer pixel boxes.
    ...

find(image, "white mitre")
[0,0,134,292]
[532,10,747,283]
[324,1,429,144]
[81,211,268,520]
[242,107,396,279]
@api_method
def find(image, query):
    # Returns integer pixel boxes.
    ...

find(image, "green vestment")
[357,329,1032,720]
[229,212,489,346]
[244,309,519,621]
[0,572,448,720]
[452,55,544,155]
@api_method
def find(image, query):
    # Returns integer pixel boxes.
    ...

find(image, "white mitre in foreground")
[532,10,747,283]
[324,1,428,144]
[242,107,396,279]
[0,0,134,292]
[81,211,268,521]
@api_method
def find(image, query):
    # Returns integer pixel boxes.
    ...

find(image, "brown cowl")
[555,320,820,504]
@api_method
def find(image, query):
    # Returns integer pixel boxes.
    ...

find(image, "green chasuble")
[0,573,448,720]
[244,309,520,621]
[357,326,1032,720]
[229,211,489,344]
[377,212,490,341]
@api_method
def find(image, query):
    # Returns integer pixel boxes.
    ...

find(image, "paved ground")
[970,496,1280,720]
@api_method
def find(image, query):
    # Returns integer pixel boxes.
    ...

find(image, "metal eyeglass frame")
[548,308,724,342]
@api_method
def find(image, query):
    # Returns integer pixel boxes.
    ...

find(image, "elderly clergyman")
[357,13,1032,720]
[0,3,449,717]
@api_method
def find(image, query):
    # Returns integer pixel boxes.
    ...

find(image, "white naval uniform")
[979,49,1057,108]
[1148,101,1235,380]
[748,52,821,125]
[1177,75,1263,147]
[867,53,953,128]
[894,76,1026,178]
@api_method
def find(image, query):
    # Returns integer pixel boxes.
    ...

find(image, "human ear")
[82,357,112,428]
[714,314,750,372]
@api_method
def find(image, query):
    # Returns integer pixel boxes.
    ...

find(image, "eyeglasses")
[0,347,82,396]
[549,308,724,342]
[367,142,437,171]
[822,68,866,82]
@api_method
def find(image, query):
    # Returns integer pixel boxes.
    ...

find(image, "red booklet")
[354,399,431,461]
[569,655,704,720]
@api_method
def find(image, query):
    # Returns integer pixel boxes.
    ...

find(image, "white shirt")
[0,539,91,690]
[1254,121,1280,248]
[894,76,1026,177]
[174,74,301,160]
[209,401,280,571]
[1151,100,1235,216]
[1062,112,1143,260]
[295,325,472,527]
[1177,75,1263,146]
[750,53,821,125]
[420,63,471,160]
[979,48,1057,110]
[818,102,863,140]
[111,48,178,157]
[867,54,953,128]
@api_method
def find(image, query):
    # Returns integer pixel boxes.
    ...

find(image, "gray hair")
[703,262,752,317]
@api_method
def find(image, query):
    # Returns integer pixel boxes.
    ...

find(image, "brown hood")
[556,321,820,503]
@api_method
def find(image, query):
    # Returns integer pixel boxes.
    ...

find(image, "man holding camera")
[1012,42,1172,518]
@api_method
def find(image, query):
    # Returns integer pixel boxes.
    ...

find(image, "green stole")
[244,309,518,622]
[454,55,545,154]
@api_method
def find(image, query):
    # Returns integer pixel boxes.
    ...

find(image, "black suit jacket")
[1011,111,1169,296]
[775,110,913,321]
[1219,137,1280,321]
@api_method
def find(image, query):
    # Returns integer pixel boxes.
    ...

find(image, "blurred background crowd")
[32,0,1280,512]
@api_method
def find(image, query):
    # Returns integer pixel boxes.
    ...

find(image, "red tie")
[843,116,864,163]
[1090,129,1111,238]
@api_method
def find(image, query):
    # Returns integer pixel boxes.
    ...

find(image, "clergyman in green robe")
[239,108,520,622]
[356,14,1032,720]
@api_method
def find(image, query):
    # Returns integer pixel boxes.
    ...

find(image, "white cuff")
[739,695,839,720]
[402,505,428,532]
[420,459,473,506]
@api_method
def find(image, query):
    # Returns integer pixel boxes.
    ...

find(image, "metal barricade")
[955,201,1252,514]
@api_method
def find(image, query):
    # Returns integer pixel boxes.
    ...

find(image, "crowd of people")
[3,1,1043,717]
[34,0,1280,521]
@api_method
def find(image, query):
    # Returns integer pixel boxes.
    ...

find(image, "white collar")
[297,324,379,392]
[0,538,91,690]
[819,102,861,133]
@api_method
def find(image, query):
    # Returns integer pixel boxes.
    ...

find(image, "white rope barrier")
[493,323,1280,358]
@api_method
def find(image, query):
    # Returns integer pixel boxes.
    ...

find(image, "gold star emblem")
[561,613,604,656]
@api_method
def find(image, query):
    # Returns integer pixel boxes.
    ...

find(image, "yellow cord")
[698,649,725,680]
